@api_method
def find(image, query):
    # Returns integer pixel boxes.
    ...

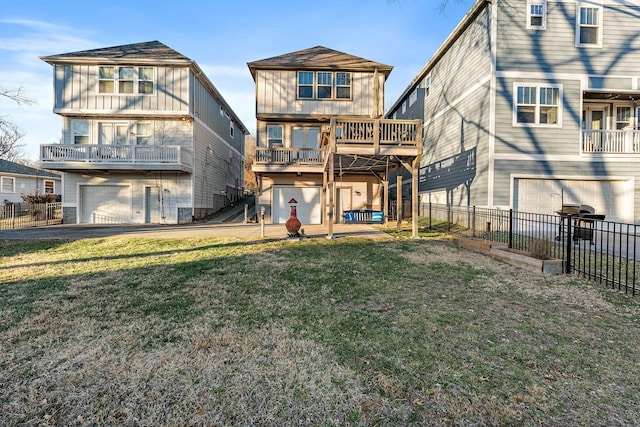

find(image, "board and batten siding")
[62,172,192,223]
[254,70,381,117]
[53,64,190,113]
[497,0,640,76]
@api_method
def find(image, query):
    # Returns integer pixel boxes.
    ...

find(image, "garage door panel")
[273,187,321,224]
[81,185,132,224]
[515,179,632,223]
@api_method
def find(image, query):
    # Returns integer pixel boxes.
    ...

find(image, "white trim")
[0,176,16,193]
[512,82,563,128]
[54,108,189,116]
[575,2,604,48]
[423,75,491,127]
[488,0,498,207]
[494,152,640,161]
[526,0,547,30]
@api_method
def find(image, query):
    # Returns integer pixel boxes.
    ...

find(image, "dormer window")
[99,66,155,95]
[296,71,352,100]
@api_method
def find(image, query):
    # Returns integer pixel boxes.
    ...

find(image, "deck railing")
[334,118,420,147]
[40,144,193,166]
[582,129,640,153]
[254,147,324,165]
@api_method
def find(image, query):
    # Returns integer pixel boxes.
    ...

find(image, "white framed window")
[409,89,418,106]
[1,176,15,193]
[44,180,55,194]
[616,106,631,129]
[230,120,235,138]
[99,122,128,145]
[317,72,332,99]
[135,122,152,145]
[424,75,431,98]
[98,66,155,94]
[267,125,283,147]
[513,83,562,126]
[576,4,602,47]
[402,101,407,114]
[336,72,351,99]
[73,121,90,144]
[527,0,547,29]
[298,72,314,99]
[296,71,352,100]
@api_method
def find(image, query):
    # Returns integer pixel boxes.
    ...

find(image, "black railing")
[422,203,638,296]
[0,202,63,230]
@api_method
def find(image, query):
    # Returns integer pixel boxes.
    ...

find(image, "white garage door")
[514,178,633,223]
[81,185,132,223]
[273,186,322,224]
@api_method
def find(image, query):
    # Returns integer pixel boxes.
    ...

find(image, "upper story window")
[1,176,15,193]
[135,123,152,145]
[424,75,431,98]
[230,120,235,138]
[402,100,407,114]
[514,83,562,126]
[297,71,352,100]
[409,89,418,107]
[267,125,283,147]
[576,5,602,47]
[527,0,547,29]
[616,106,631,129]
[44,180,55,194]
[99,66,155,95]
[73,121,90,144]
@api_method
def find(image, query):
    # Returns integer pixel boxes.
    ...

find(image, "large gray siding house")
[388,0,640,224]
[38,41,248,224]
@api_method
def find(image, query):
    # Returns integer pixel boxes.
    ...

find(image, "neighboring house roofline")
[40,40,250,136]
[0,159,61,179]
[247,45,393,80]
[386,0,491,116]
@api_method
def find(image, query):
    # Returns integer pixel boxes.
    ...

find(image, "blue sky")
[0,0,472,162]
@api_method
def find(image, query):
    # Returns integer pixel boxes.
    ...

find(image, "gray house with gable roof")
[0,158,60,204]
[38,41,249,224]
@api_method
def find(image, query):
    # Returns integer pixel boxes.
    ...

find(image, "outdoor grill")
[555,204,605,244]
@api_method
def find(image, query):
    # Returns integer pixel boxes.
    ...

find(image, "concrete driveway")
[0,222,391,241]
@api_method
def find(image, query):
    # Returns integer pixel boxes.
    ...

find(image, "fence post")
[508,209,513,249]
[429,201,432,230]
[472,206,476,238]
[565,215,572,274]
[11,204,15,230]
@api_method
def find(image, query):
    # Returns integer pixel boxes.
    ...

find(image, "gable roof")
[247,46,393,80]
[40,40,191,65]
[39,41,250,135]
[0,159,60,179]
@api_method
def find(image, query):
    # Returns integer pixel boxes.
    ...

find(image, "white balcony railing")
[255,147,324,165]
[582,129,640,153]
[40,144,193,168]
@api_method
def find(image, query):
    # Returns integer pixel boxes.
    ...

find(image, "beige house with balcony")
[247,46,422,236]
[38,41,248,224]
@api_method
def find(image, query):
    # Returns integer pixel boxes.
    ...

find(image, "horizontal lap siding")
[256,70,375,117]
[497,0,640,75]
[422,5,492,206]
[54,65,189,112]
[494,77,582,156]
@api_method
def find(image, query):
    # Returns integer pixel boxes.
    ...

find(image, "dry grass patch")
[1,236,639,426]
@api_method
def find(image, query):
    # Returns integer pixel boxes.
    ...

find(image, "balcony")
[252,118,421,173]
[582,129,640,154]
[39,144,193,173]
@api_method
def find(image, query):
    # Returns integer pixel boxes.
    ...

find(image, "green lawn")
[1,235,638,426]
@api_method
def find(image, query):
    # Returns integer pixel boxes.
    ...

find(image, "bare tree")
[1,87,35,161]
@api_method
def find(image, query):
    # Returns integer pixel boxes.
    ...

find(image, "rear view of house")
[389,0,640,224]
[38,41,248,224]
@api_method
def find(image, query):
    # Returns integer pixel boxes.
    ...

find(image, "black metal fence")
[423,203,638,296]
[0,202,63,230]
